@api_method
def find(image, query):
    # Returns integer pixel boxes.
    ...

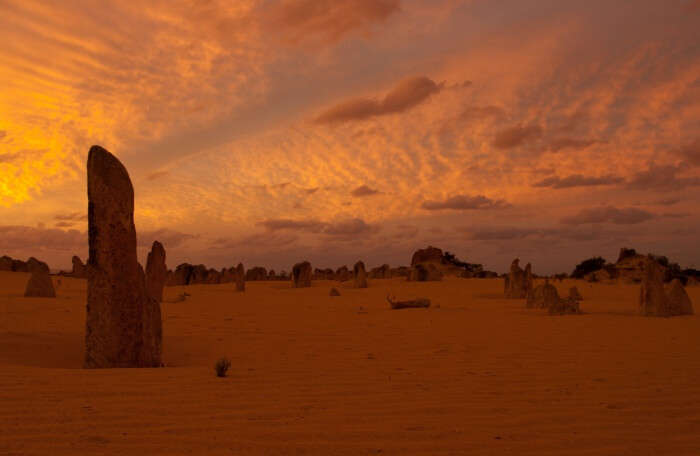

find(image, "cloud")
[560,206,655,225]
[653,198,680,206]
[351,185,380,197]
[0,130,6,139]
[532,174,624,189]
[258,219,326,232]
[314,76,443,124]
[264,0,401,44]
[54,222,75,228]
[0,225,85,252]
[138,228,198,249]
[674,138,700,166]
[459,105,506,123]
[54,212,87,222]
[465,227,544,241]
[305,187,319,194]
[491,124,543,149]
[258,217,379,239]
[547,137,602,152]
[0,153,22,163]
[627,163,700,190]
[147,171,170,181]
[421,194,510,211]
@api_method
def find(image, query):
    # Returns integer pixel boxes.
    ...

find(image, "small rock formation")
[145,241,167,302]
[329,287,341,296]
[246,266,268,281]
[390,266,411,278]
[353,261,368,288]
[84,145,161,368]
[369,264,391,279]
[504,259,532,298]
[71,255,87,278]
[235,263,245,292]
[335,265,351,282]
[639,258,694,317]
[27,257,50,274]
[526,280,559,309]
[387,294,431,310]
[292,261,312,288]
[24,267,56,298]
[569,286,583,301]
[0,255,12,271]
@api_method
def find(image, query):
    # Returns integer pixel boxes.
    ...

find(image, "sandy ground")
[1,271,700,455]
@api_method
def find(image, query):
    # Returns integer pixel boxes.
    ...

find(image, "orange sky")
[1,0,699,273]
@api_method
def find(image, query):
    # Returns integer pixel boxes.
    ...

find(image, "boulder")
[353,261,368,288]
[145,241,167,302]
[84,145,161,368]
[24,267,56,298]
[292,261,312,288]
[329,287,341,296]
[504,259,531,298]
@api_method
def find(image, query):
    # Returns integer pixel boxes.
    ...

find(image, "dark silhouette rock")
[504,259,532,298]
[526,280,559,309]
[330,287,341,296]
[26,257,49,274]
[569,286,583,301]
[84,145,161,368]
[353,261,368,288]
[24,267,55,298]
[369,264,391,279]
[387,295,431,309]
[145,241,167,302]
[292,261,312,288]
[71,255,87,278]
[0,255,12,271]
[246,266,268,281]
[640,257,672,317]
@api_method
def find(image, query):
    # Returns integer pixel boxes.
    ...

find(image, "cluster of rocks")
[84,146,163,368]
[526,280,582,315]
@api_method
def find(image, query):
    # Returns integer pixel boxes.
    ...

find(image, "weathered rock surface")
[84,145,161,368]
[411,246,443,266]
[292,261,312,288]
[666,278,694,316]
[504,259,532,298]
[639,258,693,317]
[407,263,443,282]
[335,266,351,282]
[235,263,245,292]
[369,264,391,279]
[24,267,56,298]
[145,241,167,302]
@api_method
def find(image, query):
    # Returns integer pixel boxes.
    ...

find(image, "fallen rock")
[330,287,341,296]
[387,295,431,309]
[84,145,161,368]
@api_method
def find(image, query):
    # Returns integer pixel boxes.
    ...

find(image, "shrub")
[571,257,606,279]
[214,357,231,377]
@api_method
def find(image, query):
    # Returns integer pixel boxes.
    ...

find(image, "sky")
[0,0,699,274]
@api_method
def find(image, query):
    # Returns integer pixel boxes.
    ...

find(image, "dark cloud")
[459,105,506,123]
[0,130,6,139]
[54,212,87,222]
[674,138,700,166]
[560,206,655,225]
[653,198,680,206]
[465,227,544,241]
[421,194,510,211]
[0,152,21,163]
[258,217,379,239]
[627,163,700,190]
[491,124,543,149]
[147,171,170,181]
[315,76,443,124]
[138,228,198,249]
[351,185,380,197]
[258,219,326,232]
[211,232,299,250]
[0,225,85,252]
[54,222,75,228]
[305,187,319,194]
[532,174,624,189]
[547,137,601,152]
[265,0,401,44]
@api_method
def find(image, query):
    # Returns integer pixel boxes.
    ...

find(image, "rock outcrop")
[526,280,559,309]
[369,264,391,279]
[639,258,694,317]
[246,267,268,281]
[24,267,56,298]
[292,261,312,288]
[335,266,351,282]
[407,263,443,282]
[145,241,167,302]
[353,261,368,288]
[71,255,87,278]
[84,145,161,368]
[411,246,443,266]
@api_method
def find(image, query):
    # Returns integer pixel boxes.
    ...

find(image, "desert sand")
[2,271,700,455]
